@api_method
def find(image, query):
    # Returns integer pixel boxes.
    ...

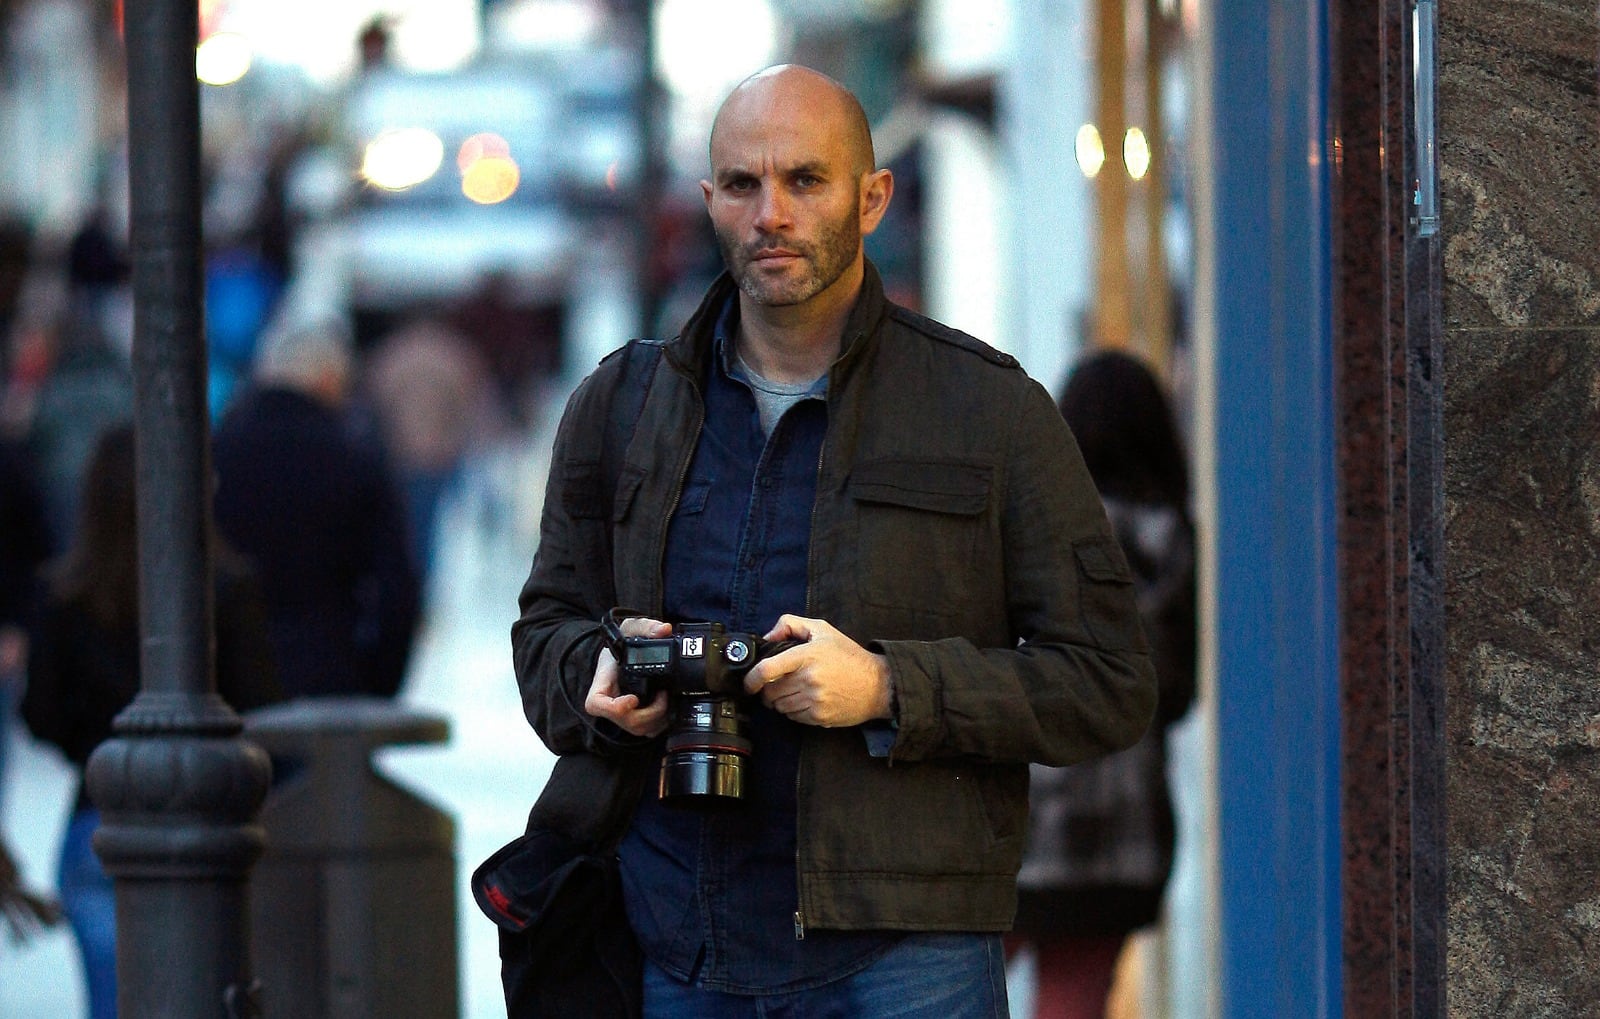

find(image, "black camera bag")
[474,753,649,1019]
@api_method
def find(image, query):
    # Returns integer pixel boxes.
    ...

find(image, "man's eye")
[796,175,820,188]
[727,179,756,192]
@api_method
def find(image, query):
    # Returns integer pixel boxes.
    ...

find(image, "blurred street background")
[1,414,562,1018]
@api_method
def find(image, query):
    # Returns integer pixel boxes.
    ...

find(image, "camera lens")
[658,696,752,802]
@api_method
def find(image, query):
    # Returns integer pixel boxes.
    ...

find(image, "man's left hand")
[745,615,892,728]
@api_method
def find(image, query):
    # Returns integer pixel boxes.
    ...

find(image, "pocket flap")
[849,459,992,515]
[611,465,646,524]
[1074,536,1132,583]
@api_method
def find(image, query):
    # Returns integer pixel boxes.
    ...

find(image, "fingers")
[764,687,841,729]
[771,695,831,728]
[619,616,671,639]
[622,690,671,737]
[744,643,800,695]
[586,682,669,737]
[586,640,671,737]
[746,620,893,728]
[749,646,831,724]
[748,614,825,694]
[764,613,818,643]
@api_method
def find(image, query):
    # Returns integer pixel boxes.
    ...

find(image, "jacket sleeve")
[510,365,653,759]
[872,378,1159,768]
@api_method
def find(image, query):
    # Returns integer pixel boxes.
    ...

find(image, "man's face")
[702,90,869,309]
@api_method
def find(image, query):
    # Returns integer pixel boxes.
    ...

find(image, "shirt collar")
[713,294,829,399]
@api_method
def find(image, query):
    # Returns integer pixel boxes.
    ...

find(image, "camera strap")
[600,606,653,652]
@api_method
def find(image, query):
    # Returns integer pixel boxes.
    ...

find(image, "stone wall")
[1441,2,1600,1013]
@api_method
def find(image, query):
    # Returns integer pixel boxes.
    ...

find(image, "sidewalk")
[0,409,561,1019]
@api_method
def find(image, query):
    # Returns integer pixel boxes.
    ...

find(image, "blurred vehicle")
[288,49,641,346]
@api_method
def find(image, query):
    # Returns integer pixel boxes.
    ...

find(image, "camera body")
[614,622,762,701]
[607,617,789,805]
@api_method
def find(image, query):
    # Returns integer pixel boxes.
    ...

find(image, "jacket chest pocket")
[849,458,992,617]
[557,461,615,609]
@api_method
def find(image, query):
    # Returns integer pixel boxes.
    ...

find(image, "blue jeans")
[642,933,1011,1019]
[59,808,118,1019]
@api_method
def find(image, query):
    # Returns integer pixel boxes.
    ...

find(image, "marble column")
[1332,0,1447,1014]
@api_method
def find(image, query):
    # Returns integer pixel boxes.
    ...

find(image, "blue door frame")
[1208,1,1342,1015]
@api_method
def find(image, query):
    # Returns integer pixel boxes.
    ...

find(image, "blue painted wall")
[1208,0,1342,1015]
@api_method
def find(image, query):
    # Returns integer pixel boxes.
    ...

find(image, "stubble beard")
[716,210,860,308]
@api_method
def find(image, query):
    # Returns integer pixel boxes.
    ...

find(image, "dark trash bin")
[245,696,459,1019]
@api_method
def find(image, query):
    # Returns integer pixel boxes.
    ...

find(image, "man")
[511,65,1156,1016]
[213,313,422,700]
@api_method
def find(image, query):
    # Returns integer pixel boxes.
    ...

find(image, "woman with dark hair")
[1010,349,1198,1019]
[21,424,282,1019]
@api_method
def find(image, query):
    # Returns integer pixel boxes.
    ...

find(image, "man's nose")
[753,185,792,231]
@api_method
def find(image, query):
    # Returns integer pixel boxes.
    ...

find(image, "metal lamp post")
[84,0,272,1014]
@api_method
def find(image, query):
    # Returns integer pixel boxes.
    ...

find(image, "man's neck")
[734,265,862,385]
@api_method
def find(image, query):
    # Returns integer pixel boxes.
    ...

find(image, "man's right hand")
[585,616,672,737]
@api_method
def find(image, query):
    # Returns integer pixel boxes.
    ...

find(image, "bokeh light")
[456,133,519,203]
[1075,123,1105,179]
[654,0,779,101]
[196,31,252,86]
[361,127,445,190]
[462,156,520,204]
[1124,127,1152,180]
[457,132,511,174]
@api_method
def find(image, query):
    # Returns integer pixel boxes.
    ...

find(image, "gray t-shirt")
[733,352,827,435]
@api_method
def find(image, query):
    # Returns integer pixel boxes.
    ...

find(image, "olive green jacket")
[511,261,1157,932]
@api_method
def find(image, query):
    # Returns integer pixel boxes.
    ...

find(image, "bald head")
[710,65,876,177]
[700,63,894,320]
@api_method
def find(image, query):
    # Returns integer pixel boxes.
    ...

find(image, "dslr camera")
[603,610,794,804]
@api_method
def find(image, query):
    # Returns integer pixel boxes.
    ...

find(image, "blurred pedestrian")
[21,424,283,1019]
[0,215,32,366]
[447,270,561,424]
[24,309,133,549]
[0,437,52,803]
[1010,349,1198,1019]
[360,316,499,587]
[25,210,135,550]
[213,313,423,700]
[0,467,60,945]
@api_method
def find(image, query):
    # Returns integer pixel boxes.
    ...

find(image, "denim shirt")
[616,303,898,993]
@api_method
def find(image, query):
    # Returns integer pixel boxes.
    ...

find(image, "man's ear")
[859,168,894,236]
[701,178,714,211]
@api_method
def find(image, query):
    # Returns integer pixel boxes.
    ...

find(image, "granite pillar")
[1438,1,1600,1013]
[1332,0,1447,1014]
